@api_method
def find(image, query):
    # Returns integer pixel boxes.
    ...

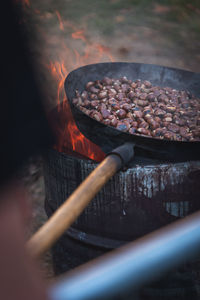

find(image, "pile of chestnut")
[72,77,200,141]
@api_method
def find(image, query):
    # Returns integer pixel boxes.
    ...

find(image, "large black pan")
[65,62,200,161]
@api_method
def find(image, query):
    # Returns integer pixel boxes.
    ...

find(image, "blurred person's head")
[0,1,53,188]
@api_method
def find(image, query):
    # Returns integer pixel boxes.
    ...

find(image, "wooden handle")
[27,154,122,259]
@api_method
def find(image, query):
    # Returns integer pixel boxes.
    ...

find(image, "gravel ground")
[17,0,200,280]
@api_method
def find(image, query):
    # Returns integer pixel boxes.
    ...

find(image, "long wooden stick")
[27,154,122,259]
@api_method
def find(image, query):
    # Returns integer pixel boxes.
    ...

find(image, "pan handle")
[27,143,135,259]
[108,142,135,166]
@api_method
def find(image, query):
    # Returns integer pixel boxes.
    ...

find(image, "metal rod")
[49,210,200,300]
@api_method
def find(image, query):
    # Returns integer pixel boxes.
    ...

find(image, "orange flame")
[49,61,105,162]
[55,11,64,31]
[17,4,114,161]
[46,11,116,161]
[71,30,86,42]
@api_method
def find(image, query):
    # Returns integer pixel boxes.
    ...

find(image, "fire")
[55,11,64,31]
[46,10,115,162]
[16,3,114,162]
[49,61,105,162]
[71,30,86,42]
